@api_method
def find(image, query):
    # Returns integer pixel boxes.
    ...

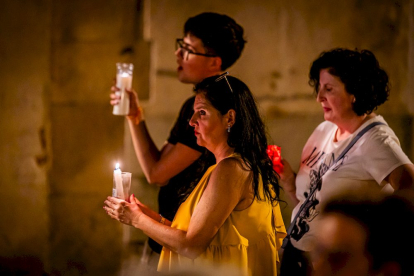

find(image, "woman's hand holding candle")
[104,194,170,227]
[104,195,143,226]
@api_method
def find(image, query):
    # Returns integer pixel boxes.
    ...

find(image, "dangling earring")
[227,125,231,133]
[352,97,356,103]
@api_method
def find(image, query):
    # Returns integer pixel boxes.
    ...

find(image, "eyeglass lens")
[176,39,190,60]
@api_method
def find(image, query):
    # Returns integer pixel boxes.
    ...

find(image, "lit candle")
[113,162,124,198]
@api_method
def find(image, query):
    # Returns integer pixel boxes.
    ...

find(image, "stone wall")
[48,0,150,274]
[0,0,413,275]
[0,0,51,273]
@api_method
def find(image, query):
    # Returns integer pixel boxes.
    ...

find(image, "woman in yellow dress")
[104,73,286,275]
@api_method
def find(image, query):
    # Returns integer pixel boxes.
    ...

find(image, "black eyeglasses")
[176,38,217,60]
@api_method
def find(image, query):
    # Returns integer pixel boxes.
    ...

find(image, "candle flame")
[115,163,120,170]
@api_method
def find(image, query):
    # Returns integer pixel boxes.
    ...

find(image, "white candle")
[113,64,133,116]
[113,163,124,198]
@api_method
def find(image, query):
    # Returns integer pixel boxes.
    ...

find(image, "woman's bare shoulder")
[210,156,252,188]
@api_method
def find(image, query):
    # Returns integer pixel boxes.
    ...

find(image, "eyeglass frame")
[176,38,218,60]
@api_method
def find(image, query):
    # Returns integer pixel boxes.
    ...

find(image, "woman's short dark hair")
[184,12,246,70]
[193,74,280,206]
[309,48,390,116]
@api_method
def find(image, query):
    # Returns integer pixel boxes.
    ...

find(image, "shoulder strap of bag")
[282,121,385,245]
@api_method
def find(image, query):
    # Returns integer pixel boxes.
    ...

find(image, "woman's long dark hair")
[191,74,281,205]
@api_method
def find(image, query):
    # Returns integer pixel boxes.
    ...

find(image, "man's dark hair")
[184,12,246,70]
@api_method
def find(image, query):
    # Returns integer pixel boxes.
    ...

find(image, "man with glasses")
[110,12,245,271]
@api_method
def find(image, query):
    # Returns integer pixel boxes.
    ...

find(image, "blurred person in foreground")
[105,74,286,275]
[110,12,246,269]
[312,189,414,276]
[279,48,414,274]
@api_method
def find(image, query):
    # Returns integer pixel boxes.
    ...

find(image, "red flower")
[267,145,283,174]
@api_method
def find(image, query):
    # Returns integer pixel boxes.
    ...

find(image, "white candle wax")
[113,72,132,116]
[113,163,124,199]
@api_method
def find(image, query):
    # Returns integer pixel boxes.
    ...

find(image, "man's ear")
[210,56,222,72]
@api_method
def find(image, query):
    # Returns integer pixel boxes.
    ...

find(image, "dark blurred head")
[314,191,414,276]
[309,48,390,116]
[184,12,246,70]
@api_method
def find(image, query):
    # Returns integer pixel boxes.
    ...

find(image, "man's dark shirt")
[148,96,208,253]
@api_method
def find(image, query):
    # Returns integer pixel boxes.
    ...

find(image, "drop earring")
[227,125,231,133]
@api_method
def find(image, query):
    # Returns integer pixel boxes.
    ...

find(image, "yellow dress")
[158,156,286,275]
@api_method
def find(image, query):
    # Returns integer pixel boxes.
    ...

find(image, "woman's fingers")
[111,85,120,92]
[131,194,140,204]
[104,206,115,215]
[109,91,121,106]
[104,199,126,223]
[103,196,138,226]
[104,197,123,213]
[109,92,119,99]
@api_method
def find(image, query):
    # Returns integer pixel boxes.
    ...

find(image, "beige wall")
[0,0,413,274]
[0,0,51,273]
